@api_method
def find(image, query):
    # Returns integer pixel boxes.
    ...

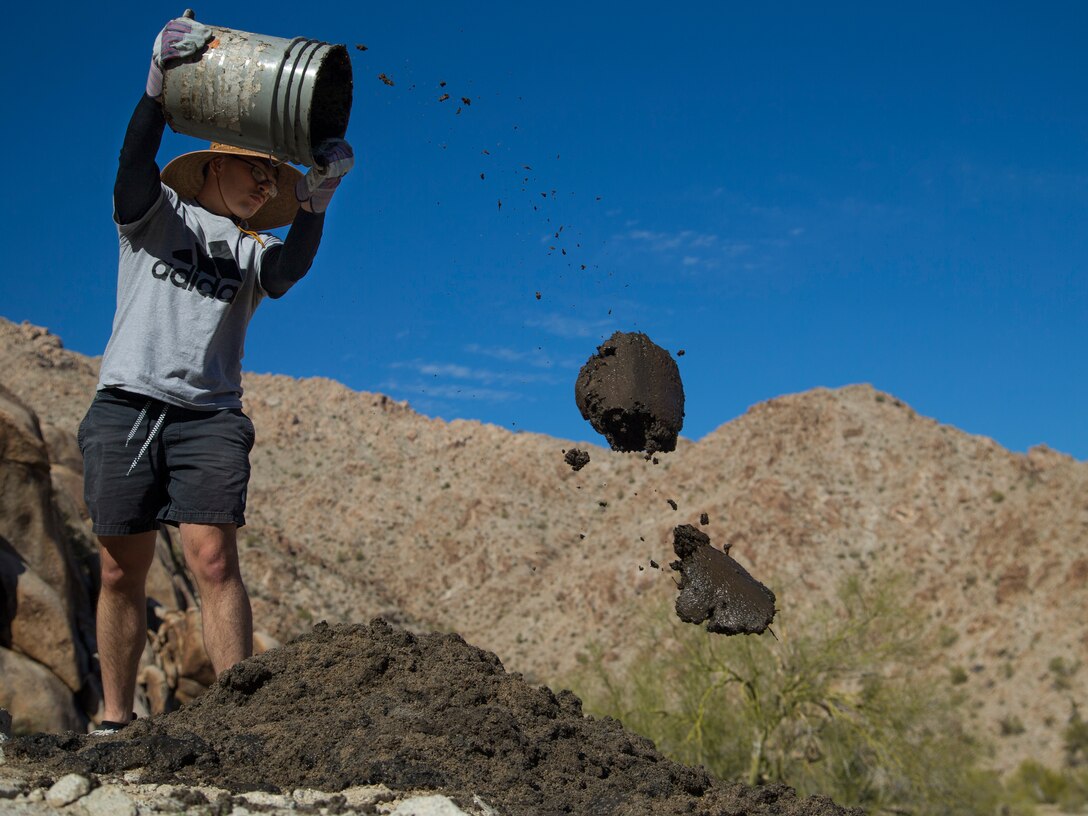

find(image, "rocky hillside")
[1,316,1085,774]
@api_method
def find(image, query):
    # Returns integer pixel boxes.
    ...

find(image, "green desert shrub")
[569,572,1006,815]
[1005,759,1088,812]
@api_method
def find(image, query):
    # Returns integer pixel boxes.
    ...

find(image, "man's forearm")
[114,94,166,225]
[260,209,326,298]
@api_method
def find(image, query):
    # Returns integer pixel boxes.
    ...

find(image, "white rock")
[0,777,27,799]
[388,794,471,816]
[45,773,92,807]
[292,788,331,806]
[76,784,136,816]
[472,794,500,815]
[238,790,294,808]
[341,784,395,807]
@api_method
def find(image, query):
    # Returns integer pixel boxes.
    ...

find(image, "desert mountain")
[0,316,1084,774]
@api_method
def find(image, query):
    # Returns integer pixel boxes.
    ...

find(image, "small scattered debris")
[440,81,447,87]
[649,559,659,569]
[480,173,485,180]
[678,349,686,357]
[564,448,590,471]
[439,93,450,102]
[700,512,709,526]
[378,73,395,86]
[355,44,368,51]
[461,97,472,105]
[535,292,542,300]
[598,500,608,508]
[667,499,678,511]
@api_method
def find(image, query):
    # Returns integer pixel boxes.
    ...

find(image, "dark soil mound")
[11,620,853,815]
[575,331,685,454]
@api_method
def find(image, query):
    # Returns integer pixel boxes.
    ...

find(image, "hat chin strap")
[198,162,250,227]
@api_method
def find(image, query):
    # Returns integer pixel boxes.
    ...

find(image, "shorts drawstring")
[125,400,168,476]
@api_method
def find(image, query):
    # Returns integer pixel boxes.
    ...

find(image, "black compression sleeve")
[114,94,167,226]
[260,209,326,298]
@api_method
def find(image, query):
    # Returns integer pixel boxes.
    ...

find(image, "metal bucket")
[161,24,353,167]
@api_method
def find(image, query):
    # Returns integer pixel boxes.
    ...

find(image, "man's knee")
[98,533,156,593]
[182,524,241,587]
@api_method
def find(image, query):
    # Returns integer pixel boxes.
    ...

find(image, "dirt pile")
[11,620,852,815]
[671,525,777,635]
[575,331,684,454]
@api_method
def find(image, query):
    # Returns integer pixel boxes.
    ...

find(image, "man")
[78,16,353,732]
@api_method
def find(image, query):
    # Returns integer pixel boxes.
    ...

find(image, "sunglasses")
[234,157,279,199]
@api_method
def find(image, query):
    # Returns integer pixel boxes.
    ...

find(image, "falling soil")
[10,621,851,815]
[575,331,684,454]
[671,525,777,635]
[563,448,590,471]
[700,512,710,526]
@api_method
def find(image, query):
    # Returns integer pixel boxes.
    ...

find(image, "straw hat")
[161,143,304,231]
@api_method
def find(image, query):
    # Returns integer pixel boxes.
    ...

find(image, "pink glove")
[296,139,355,214]
[146,17,214,98]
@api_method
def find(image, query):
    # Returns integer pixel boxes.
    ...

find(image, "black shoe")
[90,714,137,736]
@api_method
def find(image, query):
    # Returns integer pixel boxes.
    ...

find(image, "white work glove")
[296,139,354,214]
[146,16,214,99]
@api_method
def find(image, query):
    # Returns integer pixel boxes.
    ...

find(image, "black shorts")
[78,388,256,535]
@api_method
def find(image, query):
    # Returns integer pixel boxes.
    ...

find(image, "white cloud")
[380,378,523,403]
[463,343,557,369]
[525,313,615,340]
[389,359,560,387]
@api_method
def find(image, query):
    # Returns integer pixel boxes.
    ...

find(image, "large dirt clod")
[575,331,684,454]
[671,525,777,635]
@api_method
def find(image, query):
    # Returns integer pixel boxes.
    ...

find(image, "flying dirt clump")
[563,448,590,471]
[575,331,684,454]
[8,621,852,816]
[671,525,777,635]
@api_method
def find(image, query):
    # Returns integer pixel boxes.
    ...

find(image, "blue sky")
[4,2,1086,458]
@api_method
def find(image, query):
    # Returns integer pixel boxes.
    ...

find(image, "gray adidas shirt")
[98,184,283,410]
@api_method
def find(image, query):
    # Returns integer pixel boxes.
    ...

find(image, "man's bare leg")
[179,522,252,674]
[97,531,158,724]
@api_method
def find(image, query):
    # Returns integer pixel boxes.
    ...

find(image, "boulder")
[0,385,96,729]
[0,545,81,691]
[0,385,83,622]
[0,646,84,734]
